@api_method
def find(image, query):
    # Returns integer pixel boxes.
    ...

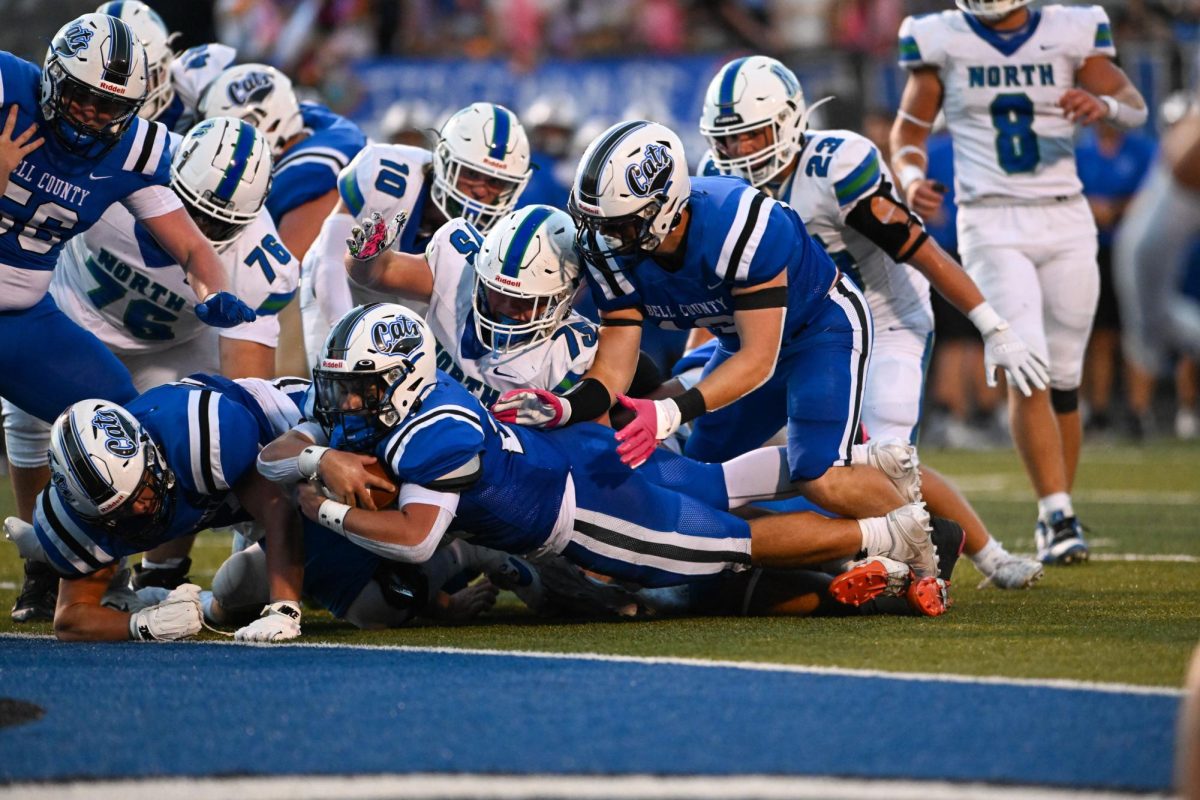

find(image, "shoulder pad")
[120,118,171,177]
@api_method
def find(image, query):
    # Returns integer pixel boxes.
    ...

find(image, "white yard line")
[0,773,1170,800]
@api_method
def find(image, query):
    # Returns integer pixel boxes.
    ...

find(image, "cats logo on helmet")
[54,22,94,57]
[91,409,139,458]
[625,143,673,198]
[227,72,274,106]
[370,318,422,355]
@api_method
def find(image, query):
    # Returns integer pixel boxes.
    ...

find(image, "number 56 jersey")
[899,5,1116,204]
[51,203,298,354]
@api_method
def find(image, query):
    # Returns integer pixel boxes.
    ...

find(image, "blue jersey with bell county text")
[582,175,838,350]
[266,102,366,223]
[0,51,172,304]
[31,375,306,579]
[374,373,568,554]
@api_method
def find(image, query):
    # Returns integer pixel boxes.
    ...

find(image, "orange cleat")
[830,557,950,617]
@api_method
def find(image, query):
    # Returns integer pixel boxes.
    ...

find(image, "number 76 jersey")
[51,203,298,353]
[898,5,1116,204]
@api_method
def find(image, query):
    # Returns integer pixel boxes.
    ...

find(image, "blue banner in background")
[347,55,847,164]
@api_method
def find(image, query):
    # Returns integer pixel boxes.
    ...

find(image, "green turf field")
[3,441,1197,688]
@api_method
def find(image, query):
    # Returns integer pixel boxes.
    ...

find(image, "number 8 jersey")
[898,5,1116,204]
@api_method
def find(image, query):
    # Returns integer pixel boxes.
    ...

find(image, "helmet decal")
[213,121,258,204]
[91,409,139,458]
[99,15,135,91]
[54,22,94,57]
[500,206,555,278]
[488,106,510,160]
[370,317,423,355]
[625,143,673,198]
[716,56,749,119]
[577,120,641,203]
[226,71,275,106]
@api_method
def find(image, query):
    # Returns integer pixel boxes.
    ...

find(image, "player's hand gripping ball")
[320,459,398,510]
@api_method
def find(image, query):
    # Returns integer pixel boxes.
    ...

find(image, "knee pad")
[1,401,51,468]
[1050,387,1079,414]
[211,545,270,611]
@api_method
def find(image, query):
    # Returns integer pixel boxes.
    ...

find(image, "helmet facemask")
[705,113,797,188]
[42,58,145,158]
[313,364,418,452]
[472,273,573,354]
[432,142,529,233]
[569,191,667,262]
[954,0,1035,20]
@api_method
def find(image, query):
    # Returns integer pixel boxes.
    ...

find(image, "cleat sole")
[829,562,892,607]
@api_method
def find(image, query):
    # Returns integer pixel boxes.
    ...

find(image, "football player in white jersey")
[298,102,533,371]
[343,204,595,409]
[891,0,1147,565]
[96,0,236,133]
[698,55,1046,589]
[2,117,296,589]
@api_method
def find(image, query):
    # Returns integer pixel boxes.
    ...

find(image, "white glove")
[4,516,45,562]
[128,583,204,641]
[491,388,572,428]
[346,210,407,261]
[234,600,301,643]
[969,303,1049,398]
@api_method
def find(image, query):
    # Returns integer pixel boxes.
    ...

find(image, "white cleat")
[860,439,922,503]
[978,556,1044,590]
[883,502,937,579]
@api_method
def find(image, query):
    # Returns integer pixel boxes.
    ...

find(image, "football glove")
[346,210,407,261]
[234,600,301,643]
[196,291,256,328]
[982,322,1049,397]
[492,389,571,428]
[128,583,204,641]
[612,395,681,469]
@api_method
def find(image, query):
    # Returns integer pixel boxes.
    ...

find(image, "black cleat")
[930,516,965,582]
[131,557,192,591]
[11,560,57,623]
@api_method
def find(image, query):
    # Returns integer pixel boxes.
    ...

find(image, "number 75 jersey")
[51,203,298,353]
[898,5,1116,204]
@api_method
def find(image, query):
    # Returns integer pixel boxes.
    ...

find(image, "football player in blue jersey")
[96,1,237,134]
[493,121,902,519]
[2,374,307,642]
[2,13,256,622]
[199,63,367,375]
[260,303,947,614]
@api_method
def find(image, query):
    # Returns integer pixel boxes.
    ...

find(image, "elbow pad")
[845,188,929,263]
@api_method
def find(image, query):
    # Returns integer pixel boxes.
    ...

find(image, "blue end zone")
[0,637,1176,792]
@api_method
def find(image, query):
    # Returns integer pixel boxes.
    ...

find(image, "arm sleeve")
[122,184,184,220]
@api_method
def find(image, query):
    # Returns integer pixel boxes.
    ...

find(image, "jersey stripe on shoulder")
[122,118,168,175]
[37,489,114,576]
[384,406,483,466]
[274,146,352,176]
[186,389,226,493]
[584,248,636,303]
[717,188,775,283]
[898,34,922,65]
[835,150,882,207]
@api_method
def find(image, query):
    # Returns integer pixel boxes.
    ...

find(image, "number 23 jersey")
[898,5,1116,204]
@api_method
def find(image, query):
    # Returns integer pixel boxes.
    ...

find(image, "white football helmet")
[48,399,175,547]
[699,56,810,188]
[432,102,532,233]
[40,13,149,157]
[955,0,1035,19]
[171,117,273,251]
[199,64,303,157]
[313,303,437,451]
[473,206,581,354]
[568,120,689,260]
[96,1,177,121]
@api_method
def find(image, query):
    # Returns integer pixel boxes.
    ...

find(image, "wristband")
[265,600,301,621]
[671,387,707,425]
[967,301,1004,336]
[1099,95,1148,130]
[897,164,926,191]
[298,446,329,479]
[561,377,612,423]
[317,498,352,536]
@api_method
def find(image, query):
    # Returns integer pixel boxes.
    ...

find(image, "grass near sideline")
[2,441,1197,688]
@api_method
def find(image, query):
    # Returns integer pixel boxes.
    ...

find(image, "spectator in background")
[520,95,578,210]
[378,100,438,148]
[1077,120,1158,438]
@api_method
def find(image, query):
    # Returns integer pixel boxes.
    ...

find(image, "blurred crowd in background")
[2,0,1197,447]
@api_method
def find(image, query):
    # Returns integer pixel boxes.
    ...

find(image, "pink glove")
[613,395,682,469]
[491,389,571,428]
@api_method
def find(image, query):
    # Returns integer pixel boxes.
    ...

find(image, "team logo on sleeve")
[91,410,139,458]
[226,71,275,106]
[54,23,94,57]
[625,143,674,198]
[370,318,423,356]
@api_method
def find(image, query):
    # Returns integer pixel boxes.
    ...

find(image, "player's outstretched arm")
[296,481,451,564]
[219,338,276,380]
[55,564,203,643]
[141,208,256,327]
[233,471,304,643]
[343,210,433,300]
[889,67,945,219]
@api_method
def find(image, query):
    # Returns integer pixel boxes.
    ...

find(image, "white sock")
[722,446,792,508]
[858,516,891,558]
[969,538,1009,576]
[850,443,870,466]
[1037,492,1074,522]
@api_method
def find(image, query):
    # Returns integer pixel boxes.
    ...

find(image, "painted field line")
[0,773,1170,800]
[0,632,1182,696]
